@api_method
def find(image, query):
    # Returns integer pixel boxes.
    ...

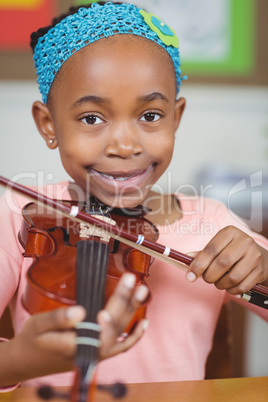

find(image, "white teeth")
[114,177,129,181]
[101,173,114,180]
[101,173,129,181]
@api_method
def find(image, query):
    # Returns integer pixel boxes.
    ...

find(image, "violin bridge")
[79,215,116,242]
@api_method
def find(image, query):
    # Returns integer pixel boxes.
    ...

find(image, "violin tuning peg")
[37,385,69,400]
[97,382,127,399]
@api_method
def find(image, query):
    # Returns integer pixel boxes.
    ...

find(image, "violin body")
[19,201,158,333]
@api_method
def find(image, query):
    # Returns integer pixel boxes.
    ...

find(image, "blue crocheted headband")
[34,2,183,104]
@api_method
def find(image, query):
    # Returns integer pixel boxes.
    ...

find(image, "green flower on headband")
[139,10,179,48]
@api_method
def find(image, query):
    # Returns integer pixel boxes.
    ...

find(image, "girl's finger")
[187,244,231,282]
[202,241,250,284]
[104,273,149,325]
[98,284,149,334]
[227,270,261,295]
[97,273,150,359]
[26,306,86,335]
[209,241,263,290]
[186,227,247,282]
[100,319,149,359]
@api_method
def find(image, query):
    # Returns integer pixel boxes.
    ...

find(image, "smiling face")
[33,35,185,209]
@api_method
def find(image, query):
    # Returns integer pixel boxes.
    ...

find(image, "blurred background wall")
[0,0,267,378]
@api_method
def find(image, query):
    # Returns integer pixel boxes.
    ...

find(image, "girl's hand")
[98,272,149,360]
[0,273,149,387]
[186,226,268,294]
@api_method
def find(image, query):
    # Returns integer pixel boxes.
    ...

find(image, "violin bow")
[0,176,267,310]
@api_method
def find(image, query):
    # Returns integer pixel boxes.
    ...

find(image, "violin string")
[76,241,92,395]
[76,240,109,400]
[87,242,106,383]
[86,241,98,377]
[84,241,98,372]
[87,242,108,388]
[78,241,96,400]
[84,241,93,384]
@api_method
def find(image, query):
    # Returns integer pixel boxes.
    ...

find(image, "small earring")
[49,139,54,144]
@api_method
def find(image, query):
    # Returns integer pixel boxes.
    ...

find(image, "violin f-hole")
[110,239,120,254]
[48,226,72,246]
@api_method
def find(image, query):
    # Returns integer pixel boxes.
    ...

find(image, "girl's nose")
[104,127,143,159]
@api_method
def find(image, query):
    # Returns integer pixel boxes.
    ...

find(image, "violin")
[18,196,158,402]
[19,198,158,334]
[1,176,268,401]
[2,176,158,402]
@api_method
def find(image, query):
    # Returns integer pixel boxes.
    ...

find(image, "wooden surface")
[0,377,267,402]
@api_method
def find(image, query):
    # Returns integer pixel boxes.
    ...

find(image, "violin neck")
[73,240,109,402]
[72,363,97,402]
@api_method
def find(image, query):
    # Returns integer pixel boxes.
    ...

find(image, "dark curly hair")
[30,1,124,52]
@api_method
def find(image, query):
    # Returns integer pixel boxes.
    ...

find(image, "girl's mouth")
[88,165,154,187]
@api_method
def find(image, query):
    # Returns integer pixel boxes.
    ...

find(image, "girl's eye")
[81,115,104,125]
[140,113,161,122]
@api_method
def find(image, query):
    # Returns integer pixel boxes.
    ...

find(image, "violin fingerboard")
[75,240,109,399]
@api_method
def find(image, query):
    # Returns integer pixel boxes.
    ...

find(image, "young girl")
[0,0,268,390]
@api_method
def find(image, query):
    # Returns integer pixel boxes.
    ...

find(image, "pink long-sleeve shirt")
[0,182,267,388]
